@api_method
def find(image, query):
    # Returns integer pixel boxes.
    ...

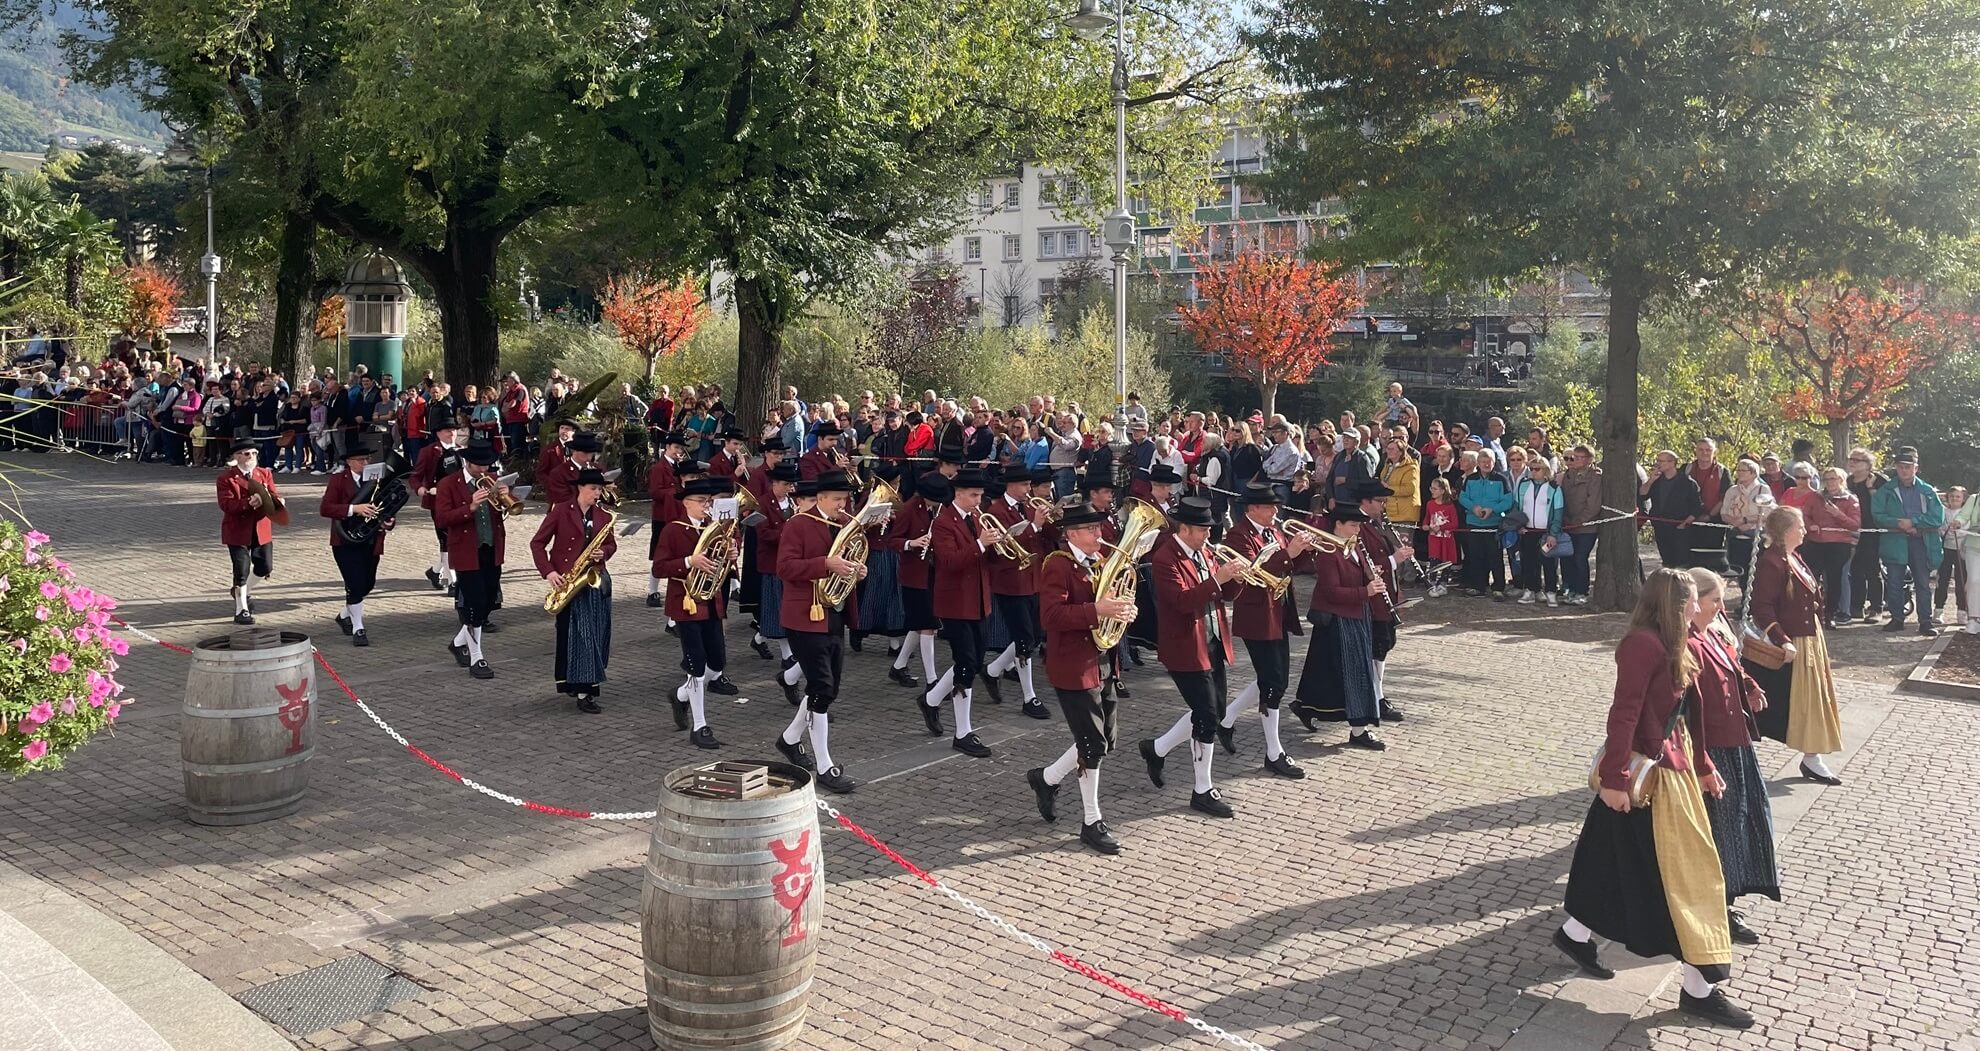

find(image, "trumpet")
[977,511,1032,570]
[1277,515,1351,553]
[1210,541,1290,600]
[477,474,527,517]
[1027,496,1061,523]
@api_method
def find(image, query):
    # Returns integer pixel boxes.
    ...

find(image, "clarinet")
[1356,532,1400,623]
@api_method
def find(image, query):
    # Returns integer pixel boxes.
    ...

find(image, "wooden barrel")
[643,762,823,1051]
[180,630,316,826]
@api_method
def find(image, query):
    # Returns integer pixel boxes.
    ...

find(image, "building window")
[1039,178,1057,206]
[1003,183,1021,208]
[1002,234,1021,261]
[1238,181,1268,206]
[1002,294,1021,327]
[1089,229,1104,256]
[1040,231,1058,259]
[977,185,992,211]
[1141,229,1174,262]
[1038,278,1060,306]
[1063,231,1083,256]
[964,237,982,262]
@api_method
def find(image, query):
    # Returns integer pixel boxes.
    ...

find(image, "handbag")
[1739,621,1788,670]
[1545,532,1574,558]
[1586,685,1693,808]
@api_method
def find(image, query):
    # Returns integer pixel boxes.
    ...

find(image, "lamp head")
[1066,0,1115,38]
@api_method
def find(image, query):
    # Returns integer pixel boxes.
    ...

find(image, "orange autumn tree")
[1177,226,1362,420]
[314,295,347,341]
[602,271,708,385]
[1731,281,1961,461]
[120,262,181,346]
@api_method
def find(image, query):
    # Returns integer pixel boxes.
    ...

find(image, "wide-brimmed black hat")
[718,428,747,441]
[662,430,688,447]
[553,416,578,431]
[768,461,801,483]
[812,470,857,494]
[674,458,706,476]
[1081,473,1115,493]
[936,449,966,465]
[1057,502,1112,530]
[794,478,820,497]
[1169,496,1215,527]
[1348,479,1392,500]
[759,435,788,453]
[464,443,500,466]
[568,432,602,454]
[433,418,460,434]
[814,420,842,438]
[952,467,988,490]
[682,476,734,498]
[1241,482,1279,506]
[342,436,375,459]
[1331,505,1370,523]
[1147,464,1183,486]
[229,437,259,453]
[1027,466,1055,486]
[575,467,608,487]
[916,473,953,502]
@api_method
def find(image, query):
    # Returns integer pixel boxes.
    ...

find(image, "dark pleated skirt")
[1294,612,1378,722]
[901,585,936,631]
[1563,799,1730,982]
[759,574,788,640]
[858,549,904,632]
[1746,658,1792,745]
[1703,745,1782,902]
[986,594,1010,652]
[554,572,611,695]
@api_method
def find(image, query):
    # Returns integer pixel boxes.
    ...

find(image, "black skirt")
[1745,658,1792,746]
[901,585,937,631]
[1564,799,1731,982]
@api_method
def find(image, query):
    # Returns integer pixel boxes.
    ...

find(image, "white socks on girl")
[346,603,364,632]
[917,634,938,681]
[1190,741,1214,792]
[1221,683,1260,728]
[924,667,956,708]
[892,641,914,671]
[952,688,975,739]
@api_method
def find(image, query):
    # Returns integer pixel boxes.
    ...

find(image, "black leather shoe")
[1883,619,1908,632]
[775,736,814,770]
[664,622,676,636]
[1079,821,1121,855]
[1728,911,1761,945]
[1189,788,1234,818]
[707,675,739,696]
[425,568,442,590]
[1138,739,1165,788]
[1347,731,1387,751]
[979,673,1005,704]
[335,613,353,636]
[575,695,603,714]
[1021,699,1052,720]
[479,620,500,634]
[952,732,992,758]
[1110,677,1130,699]
[672,699,690,731]
[646,594,664,608]
[1126,647,1145,667]
[780,672,803,706]
[352,629,369,647]
[815,766,858,794]
[1799,760,1843,786]
[1002,667,1019,683]
[233,611,256,626]
[1027,767,1058,822]
[920,699,945,736]
[469,659,494,680]
[888,667,920,688]
[848,632,864,652]
[690,726,721,750]
[1263,753,1306,779]
[751,638,773,660]
[1379,699,1405,722]
[1921,625,1941,638]
[1216,723,1236,754]
[1552,928,1614,979]
[446,583,457,597]
[447,643,470,667]
[1292,705,1320,733]
[1679,989,1755,1029]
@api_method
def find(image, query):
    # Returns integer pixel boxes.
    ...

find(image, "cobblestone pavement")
[3,452,1976,1051]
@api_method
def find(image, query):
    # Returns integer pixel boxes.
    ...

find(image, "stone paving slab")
[1,451,1975,1051]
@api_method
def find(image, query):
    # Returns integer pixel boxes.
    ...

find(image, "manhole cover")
[237,954,424,1034]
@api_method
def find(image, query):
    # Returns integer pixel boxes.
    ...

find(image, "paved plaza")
[2,452,1977,1051]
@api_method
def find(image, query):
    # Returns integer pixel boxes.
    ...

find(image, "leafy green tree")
[44,143,187,259]
[1251,0,1980,608]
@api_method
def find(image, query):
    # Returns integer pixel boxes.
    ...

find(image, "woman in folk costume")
[529,467,617,713]
[1743,505,1846,785]
[1686,567,1781,946]
[1554,568,1749,1029]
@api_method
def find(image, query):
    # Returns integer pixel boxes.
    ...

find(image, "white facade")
[912,166,1108,327]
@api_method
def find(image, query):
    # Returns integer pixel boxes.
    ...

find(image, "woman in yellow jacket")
[1378,432,1422,530]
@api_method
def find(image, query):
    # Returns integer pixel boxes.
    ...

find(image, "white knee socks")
[647,574,661,596]
[782,659,803,686]
[1561,916,1594,943]
[924,667,955,708]
[986,643,1017,677]
[953,688,975,738]
[465,626,484,663]
[687,675,707,731]
[1679,963,1715,997]
[1222,683,1260,728]
[1153,712,1194,757]
[1043,745,1079,785]
[1190,740,1214,792]
[917,633,938,680]
[780,706,808,745]
[346,602,364,631]
[452,625,469,647]
[1261,708,1286,761]
[1373,659,1386,700]
[892,641,914,670]
[808,711,835,772]
[233,584,250,614]
[1076,769,1102,824]
[1015,658,1037,702]
[778,640,793,661]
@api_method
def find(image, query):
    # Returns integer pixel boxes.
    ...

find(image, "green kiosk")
[342,254,410,385]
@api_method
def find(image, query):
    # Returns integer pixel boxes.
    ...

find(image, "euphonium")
[542,504,619,614]
[1090,499,1167,649]
[977,511,1032,569]
[1211,541,1289,600]
[812,509,869,616]
[682,487,758,611]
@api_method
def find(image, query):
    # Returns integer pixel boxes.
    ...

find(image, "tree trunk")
[1593,268,1649,612]
[268,209,317,380]
[733,277,787,433]
[644,353,658,385]
[64,255,83,311]
[1259,378,1278,422]
[431,223,503,391]
[1827,418,1852,465]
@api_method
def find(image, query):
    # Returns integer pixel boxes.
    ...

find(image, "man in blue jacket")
[1872,446,1945,637]
[1459,449,1514,598]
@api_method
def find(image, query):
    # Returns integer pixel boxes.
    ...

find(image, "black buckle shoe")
[952,732,992,758]
[469,659,495,680]
[815,766,858,794]
[690,726,721,750]
[1678,989,1755,1029]
[1379,699,1404,722]
[446,583,457,597]
[1292,705,1319,733]
[888,667,920,688]
[335,613,353,636]
[425,568,442,590]
[447,642,470,667]
[233,611,256,626]
[1079,821,1121,855]
[1138,739,1165,788]
[780,677,803,707]
[978,673,1005,704]
[1126,647,1145,667]
[664,622,677,636]
[707,675,739,696]
[1027,767,1058,822]
[352,629,369,647]
[576,695,603,714]
[1728,911,1761,945]
[751,638,773,660]
[1551,928,1614,979]
[1021,699,1052,720]
[1263,753,1306,779]
[1347,731,1387,751]
[775,737,814,770]
[920,698,945,736]
[1216,723,1236,754]
[646,594,664,608]
[1189,788,1234,818]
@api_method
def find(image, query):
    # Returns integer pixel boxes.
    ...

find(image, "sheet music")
[495,471,519,488]
[509,485,533,501]
[361,462,385,483]
[856,501,893,525]
[712,496,740,522]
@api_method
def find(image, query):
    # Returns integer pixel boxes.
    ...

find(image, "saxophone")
[542,502,619,614]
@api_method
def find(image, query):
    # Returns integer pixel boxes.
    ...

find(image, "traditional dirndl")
[1746,628,1842,754]
[1564,755,1733,979]
[1293,611,1378,723]
[1370,616,1397,662]
[554,571,612,695]
[759,573,788,640]
[1702,745,1782,902]
[858,548,904,632]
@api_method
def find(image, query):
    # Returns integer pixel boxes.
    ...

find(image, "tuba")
[542,497,620,614]
[335,450,412,545]
[1090,499,1167,649]
[682,486,758,611]
[812,509,869,618]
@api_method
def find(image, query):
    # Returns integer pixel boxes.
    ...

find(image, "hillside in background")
[0,3,165,153]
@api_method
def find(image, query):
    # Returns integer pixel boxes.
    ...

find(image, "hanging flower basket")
[0,521,130,776]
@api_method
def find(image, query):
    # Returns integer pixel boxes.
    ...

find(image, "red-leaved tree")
[601,271,708,385]
[1731,281,1964,461]
[1177,227,1362,419]
[120,262,181,346]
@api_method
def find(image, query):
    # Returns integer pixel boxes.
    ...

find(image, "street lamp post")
[164,145,221,376]
[1069,0,1137,426]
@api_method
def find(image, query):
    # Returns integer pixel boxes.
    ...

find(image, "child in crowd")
[1424,476,1460,595]
[1939,486,1969,622]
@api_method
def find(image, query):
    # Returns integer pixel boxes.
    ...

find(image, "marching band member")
[982,462,1055,719]
[1085,474,1130,699]
[753,463,803,687]
[934,448,964,480]
[319,437,395,646]
[924,466,996,758]
[708,428,747,481]
[1145,463,1182,513]
[1351,479,1412,723]
[1027,502,1139,854]
[773,470,864,793]
[654,476,737,747]
[857,466,911,673]
[645,429,688,607]
[739,436,788,645]
[1137,498,1248,817]
[411,419,465,594]
[536,430,599,508]
[797,420,845,481]
[1214,483,1312,777]
[435,443,511,679]
[217,438,282,625]
[893,472,949,688]
[533,416,577,485]
[1290,505,1388,749]
[530,467,617,713]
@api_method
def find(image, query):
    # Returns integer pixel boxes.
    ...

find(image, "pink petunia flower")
[105,703,121,722]
[33,606,48,621]
[48,653,71,674]
[59,696,77,715]
[23,530,50,548]
[23,550,40,565]
[0,574,9,593]
[23,702,54,728]
[108,638,129,656]
[39,580,60,600]
[8,638,25,652]
[20,740,48,762]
